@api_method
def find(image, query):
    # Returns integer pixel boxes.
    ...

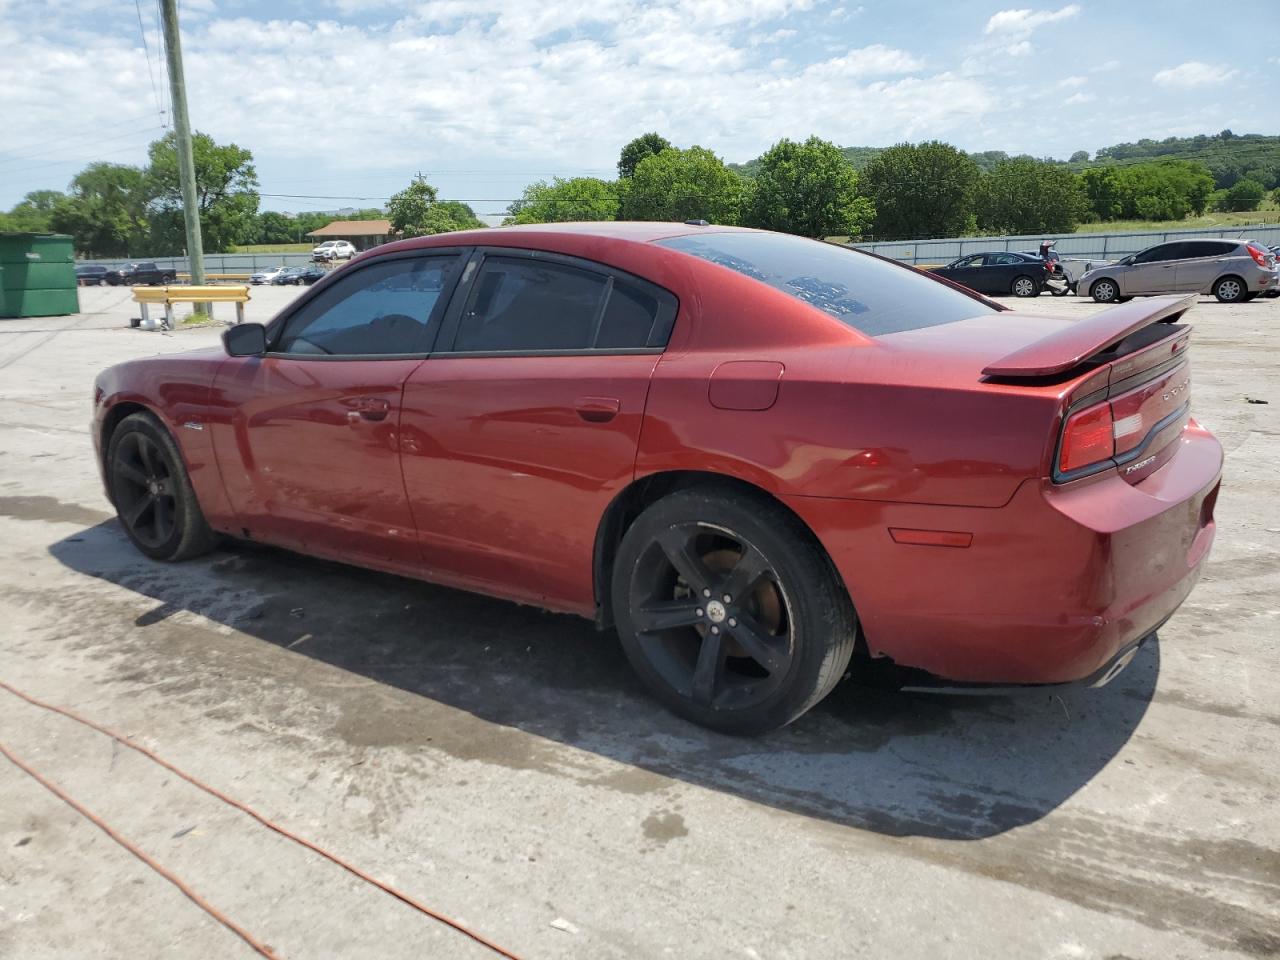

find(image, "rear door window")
[660,231,996,335]
[1182,240,1234,258]
[448,256,676,353]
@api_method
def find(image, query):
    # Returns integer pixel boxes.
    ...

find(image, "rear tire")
[611,486,857,735]
[1214,276,1246,303]
[107,412,216,562]
[1012,275,1040,298]
[1090,278,1120,303]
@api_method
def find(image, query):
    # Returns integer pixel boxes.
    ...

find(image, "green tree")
[388,177,483,236]
[1080,166,1123,221]
[975,157,1086,234]
[48,163,151,257]
[858,141,981,239]
[1069,150,1090,163]
[741,136,872,238]
[1217,177,1266,212]
[146,132,259,253]
[0,190,66,233]
[254,210,301,244]
[618,132,673,180]
[619,146,743,224]
[1109,160,1214,219]
[506,177,619,224]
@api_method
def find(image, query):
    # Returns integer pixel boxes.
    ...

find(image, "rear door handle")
[346,397,391,422]
[574,397,620,423]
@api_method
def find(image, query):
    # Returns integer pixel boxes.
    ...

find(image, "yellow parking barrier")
[133,284,250,329]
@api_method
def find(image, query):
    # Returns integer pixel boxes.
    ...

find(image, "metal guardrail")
[133,284,250,329]
[852,223,1280,264]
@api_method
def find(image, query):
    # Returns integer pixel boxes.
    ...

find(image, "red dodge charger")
[92,223,1222,733]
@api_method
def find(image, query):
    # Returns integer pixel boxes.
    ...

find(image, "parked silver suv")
[1078,238,1276,304]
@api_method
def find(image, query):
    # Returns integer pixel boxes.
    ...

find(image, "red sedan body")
[93,222,1221,702]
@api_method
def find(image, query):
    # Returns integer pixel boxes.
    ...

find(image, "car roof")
[375,220,756,257]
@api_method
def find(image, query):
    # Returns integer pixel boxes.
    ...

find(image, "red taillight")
[1247,243,1268,267]
[1058,403,1114,475]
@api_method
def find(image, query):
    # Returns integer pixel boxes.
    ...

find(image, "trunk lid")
[876,295,1196,488]
[981,294,1195,486]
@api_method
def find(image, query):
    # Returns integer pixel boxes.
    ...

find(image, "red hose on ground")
[0,679,525,960]
[0,738,279,959]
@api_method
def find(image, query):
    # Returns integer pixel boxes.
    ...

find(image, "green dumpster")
[0,233,79,318]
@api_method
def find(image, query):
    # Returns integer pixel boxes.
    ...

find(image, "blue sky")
[1,0,1276,217]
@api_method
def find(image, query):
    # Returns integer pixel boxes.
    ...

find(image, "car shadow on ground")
[48,520,1156,842]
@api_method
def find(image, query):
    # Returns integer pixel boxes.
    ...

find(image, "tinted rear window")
[658,232,995,335]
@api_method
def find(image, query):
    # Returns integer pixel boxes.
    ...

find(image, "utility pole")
[159,0,205,302]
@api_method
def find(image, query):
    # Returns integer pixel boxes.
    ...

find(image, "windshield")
[658,231,995,336]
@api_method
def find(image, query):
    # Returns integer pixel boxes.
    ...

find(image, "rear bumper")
[784,422,1222,685]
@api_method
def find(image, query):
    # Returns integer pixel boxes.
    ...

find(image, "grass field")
[1072,204,1280,234]
[230,243,312,253]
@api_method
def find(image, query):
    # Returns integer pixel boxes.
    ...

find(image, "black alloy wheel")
[613,487,856,734]
[107,412,216,561]
[112,429,178,550]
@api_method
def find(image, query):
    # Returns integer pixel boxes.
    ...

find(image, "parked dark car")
[928,252,1052,297]
[75,264,109,286]
[105,262,178,286]
[272,265,327,286]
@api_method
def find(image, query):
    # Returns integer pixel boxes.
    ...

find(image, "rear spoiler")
[982,294,1196,378]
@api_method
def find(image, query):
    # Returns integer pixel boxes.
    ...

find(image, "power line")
[0,125,168,169]
[0,139,166,182]
[134,0,166,124]
[0,113,165,157]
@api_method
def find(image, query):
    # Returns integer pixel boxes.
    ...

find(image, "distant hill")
[730,131,1280,189]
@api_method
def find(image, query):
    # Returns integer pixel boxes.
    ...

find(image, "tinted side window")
[597,281,660,348]
[276,255,458,356]
[1183,240,1233,258]
[455,258,607,351]
[989,253,1022,265]
[1134,244,1182,264]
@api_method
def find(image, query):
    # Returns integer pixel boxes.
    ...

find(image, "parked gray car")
[1077,238,1276,303]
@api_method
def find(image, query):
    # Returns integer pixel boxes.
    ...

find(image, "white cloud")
[1058,75,1086,88]
[984,4,1080,35]
[1064,92,1094,104]
[1004,40,1032,57]
[1092,59,1120,72]
[1152,60,1239,88]
[0,4,986,209]
[803,43,924,77]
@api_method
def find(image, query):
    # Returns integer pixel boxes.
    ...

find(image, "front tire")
[1090,278,1120,303]
[1214,276,1246,303]
[611,486,857,735]
[1012,275,1040,298]
[107,412,216,562]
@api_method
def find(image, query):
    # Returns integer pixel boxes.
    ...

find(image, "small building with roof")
[305,219,395,252]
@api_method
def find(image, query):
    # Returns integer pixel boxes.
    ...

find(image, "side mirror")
[223,322,267,357]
